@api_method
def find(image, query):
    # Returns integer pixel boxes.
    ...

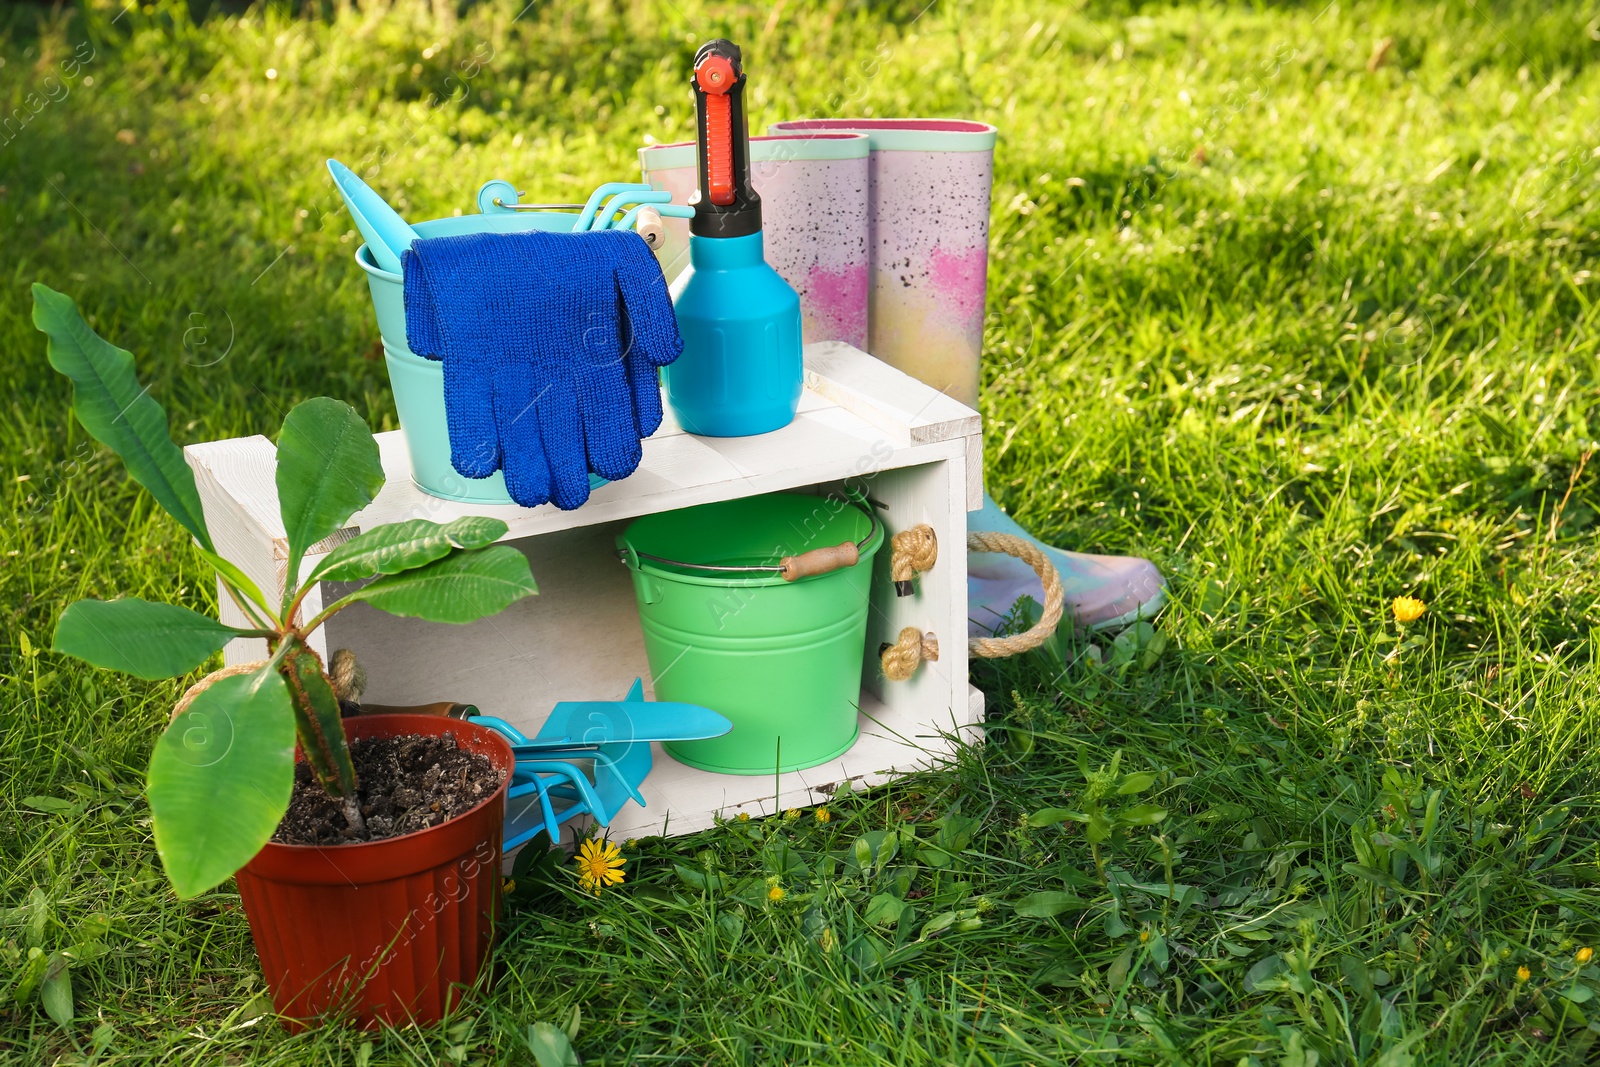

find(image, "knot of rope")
[888,524,939,596]
[880,627,940,682]
[881,531,1065,681]
[328,648,367,704]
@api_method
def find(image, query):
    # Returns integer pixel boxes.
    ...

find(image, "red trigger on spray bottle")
[695,52,737,207]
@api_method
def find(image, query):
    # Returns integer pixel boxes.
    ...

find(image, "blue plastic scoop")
[327,159,421,275]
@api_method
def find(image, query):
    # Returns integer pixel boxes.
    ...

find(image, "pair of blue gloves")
[402,229,683,509]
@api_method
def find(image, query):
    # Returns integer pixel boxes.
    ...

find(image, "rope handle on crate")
[880,530,1065,681]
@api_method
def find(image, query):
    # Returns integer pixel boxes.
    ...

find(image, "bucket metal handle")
[619,492,880,581]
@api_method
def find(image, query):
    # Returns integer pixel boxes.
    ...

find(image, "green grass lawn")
[4,0,1600,1062]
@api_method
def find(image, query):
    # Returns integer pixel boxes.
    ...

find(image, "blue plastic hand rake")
[474,679,731,850]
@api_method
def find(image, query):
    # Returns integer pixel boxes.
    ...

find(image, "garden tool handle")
[634,206,666,250]
[779,540,859,581]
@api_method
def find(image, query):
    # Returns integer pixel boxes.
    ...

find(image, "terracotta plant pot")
[234,714,513,1031]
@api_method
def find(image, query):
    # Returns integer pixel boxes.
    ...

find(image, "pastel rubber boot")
[967,493,1166,637]
[768,118,996,409]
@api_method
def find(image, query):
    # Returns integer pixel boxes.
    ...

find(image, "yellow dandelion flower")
[736,812,750,822]
[1392,596,1426,623]
[767,884,786,902]
[1578,947,1594,965]
[575,838,626,895]
[502,877,516,895]
[1139,928,1151,943]
[815,806,831,824]
[783,808,801,822]
[1516,965,1531,982]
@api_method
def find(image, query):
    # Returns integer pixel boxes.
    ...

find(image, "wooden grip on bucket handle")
[779,540,859,581]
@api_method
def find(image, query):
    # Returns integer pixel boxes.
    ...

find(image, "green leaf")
[274,397,384,596]
[1117,772,1158,795]
[672,863,727,893]
[13,947,49,1004]
[195,548,272,617]
[526,1022,582,1067]
[1121,881,1202,905]
[1244,954,1289,993]
[853,836,875,875]
[32,285,212,551]
[148,667,296,898]
[1027,807,1086,827]
[1340,954,1376,1001]
[1120,804,1169,826]
[308,516,508,584]
[864,893,909,926]
[932,810,979,853]
[340,546,538,624]
[283,646,356,799]
[1559,983,1595,1004]
[1342,862,1407,892]
[1106,944,1135,987]
[1015,891,1091,918]
[53,598,244,679]
[21,796,79,816]
[39,955,71,1027]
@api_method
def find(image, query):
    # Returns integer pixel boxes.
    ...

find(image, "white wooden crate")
[186,342,984,842]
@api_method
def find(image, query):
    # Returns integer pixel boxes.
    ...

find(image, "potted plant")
[32,283,539,1030]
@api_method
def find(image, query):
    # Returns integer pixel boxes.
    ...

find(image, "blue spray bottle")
[664,40,803,437]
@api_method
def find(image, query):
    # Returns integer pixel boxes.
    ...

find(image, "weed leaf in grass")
[1015,891,1092,918]
[31,283,214,551]
[1244,954,1289,993]
[147,667,296,898]
[673,863,727,893]
[864,892,909,926]
[308,516,509,583]
[275,397,385,591]
[1027,807,1085,828]
[21,796,80,816]
[1121,804,1169,826]
[40,954,71,1027]
[341,547,538,623]
[53,597,245,679]
[526,1021,582,1067]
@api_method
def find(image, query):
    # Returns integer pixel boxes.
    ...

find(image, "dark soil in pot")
[274,732,506,845]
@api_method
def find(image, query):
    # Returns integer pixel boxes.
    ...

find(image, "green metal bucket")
[618,493,883,775]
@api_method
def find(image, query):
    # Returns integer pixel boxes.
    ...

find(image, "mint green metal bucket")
[618,493,883,775]
[356,213,582,504]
